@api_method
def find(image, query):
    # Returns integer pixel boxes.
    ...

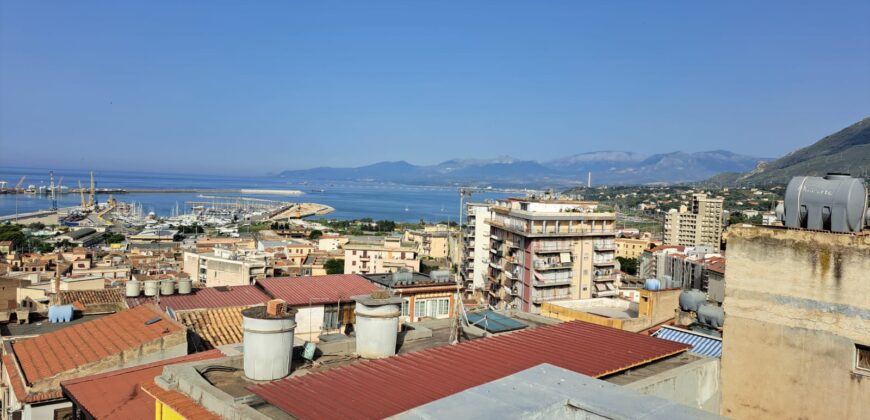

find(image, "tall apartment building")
[461,202,492,295]
[720,226,869,419]
[403,225,451,259]
[343,236,420,275]
[485,197,617,313]
[664,193,724,250]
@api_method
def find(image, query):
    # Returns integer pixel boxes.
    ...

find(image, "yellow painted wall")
[155,399,186,420]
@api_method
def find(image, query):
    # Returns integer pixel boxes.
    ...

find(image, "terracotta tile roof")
[11,304,183,384]
[2,354,66,403]
[258,274,380,306]
[126,285,270,311]
[705,257,726,274]
[140,381,221,420]
[647,244,686,253]
[250,320,689,419]
[176,307,246,350]
[61,350,224,419]
[52,288,126,306]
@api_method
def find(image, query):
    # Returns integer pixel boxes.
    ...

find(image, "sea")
[0,167,514,223]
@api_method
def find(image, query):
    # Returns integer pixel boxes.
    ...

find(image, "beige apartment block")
[615,237,659,259]
[664,193,724,250]
[182,247,269,287]
[343,236,420,275]
[721,226,870,419]
[404,226,451,259]
[485,197,617,313]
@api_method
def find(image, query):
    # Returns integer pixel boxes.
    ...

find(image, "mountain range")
[707,117,870,186]
[280,150,768,187]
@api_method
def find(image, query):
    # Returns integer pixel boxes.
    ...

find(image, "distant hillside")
[280,150,768,187]
[724,117,870,186]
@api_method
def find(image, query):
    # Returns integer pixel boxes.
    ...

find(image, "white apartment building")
[343,236,420,275]
[461,202,492,295]
[182,247,270,287]
[664,193,724,251]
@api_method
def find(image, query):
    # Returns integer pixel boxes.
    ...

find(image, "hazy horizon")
[2,1,869,176]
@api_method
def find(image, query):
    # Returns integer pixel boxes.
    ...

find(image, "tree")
[324,259,344,275]
[616,257,638,276]
[105,233,126,244]
[308,230,323,240]
[27,222,45,231]
[0,224,26,251]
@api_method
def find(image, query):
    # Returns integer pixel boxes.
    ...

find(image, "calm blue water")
[0,167,512,222]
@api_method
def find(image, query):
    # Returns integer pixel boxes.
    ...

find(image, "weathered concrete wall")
[626,357,721,413]
[721,227,870,419]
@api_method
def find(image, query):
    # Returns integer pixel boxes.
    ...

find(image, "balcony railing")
[533,279,572,287]
[531,293,572,303]
[593,242,616,251]
[533,261,573,271]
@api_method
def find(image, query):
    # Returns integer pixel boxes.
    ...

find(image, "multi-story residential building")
[182,247,270,287]
[615,236,660,259]
[343,236,420,275]
[720,226,869,419]
[461,202,492,295]
[484,197,617,312]
[403,225,451,259]
[664,193,724,250]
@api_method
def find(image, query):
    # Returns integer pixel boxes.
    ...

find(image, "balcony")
[592,290,618,298]
[533,279,572,287]
[593,274,617,282]
[489,262,502,271]
[533,261,573,271]
[593,242,616,251]
[534,247,573,254]
[592,260,616,266]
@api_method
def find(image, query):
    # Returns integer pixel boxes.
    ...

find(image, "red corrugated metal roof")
[126,285,270,311]
[249,320,690,419]
[12,304,184,384]
[258,275,380,306]
[61,350,224,419]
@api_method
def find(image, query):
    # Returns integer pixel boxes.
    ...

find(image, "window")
[856,344,870,374]
[414,300,426,318]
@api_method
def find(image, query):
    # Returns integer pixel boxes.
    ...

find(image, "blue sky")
[1,1,868,175]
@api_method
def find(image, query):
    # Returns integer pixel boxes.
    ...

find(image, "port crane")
[14,176,26,192]
[78,180,87,210]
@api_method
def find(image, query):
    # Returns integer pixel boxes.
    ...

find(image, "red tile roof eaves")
[249,320,689,419]
[258,275,380,306]
[12,304,183,384]
[61,350,223,419]
[141,381,221,420]
[2,354,64,404]
[126,285,270,311]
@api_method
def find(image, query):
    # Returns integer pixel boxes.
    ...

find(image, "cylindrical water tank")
[643,279,661,291]
[782,174,868,232]
[679,289,706,312]
[126,280,141,297]
[143,280,159,297]
[160,280,176,296]
[242,305,297,381]
[698,303,725,328]
[353,292,402,359]
[177,279,192,294]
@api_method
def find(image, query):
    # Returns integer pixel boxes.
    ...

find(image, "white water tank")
[160,280,176,296]
[353,292,402,359]
[143,280,159,297]
[126,280,141,297]
[177,279,192,294]
[242,305,297,380]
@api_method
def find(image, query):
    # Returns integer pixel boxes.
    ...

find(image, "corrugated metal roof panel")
[652,326,722,358]
[258,274,380,306]
[126,285,270,311]
[249,320,689,419]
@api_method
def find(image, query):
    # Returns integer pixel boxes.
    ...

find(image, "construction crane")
[57,176,64,191]
[88,171,96,208]
[49,171,57,210]
[14,176,26,191]
[78,180,87,210]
